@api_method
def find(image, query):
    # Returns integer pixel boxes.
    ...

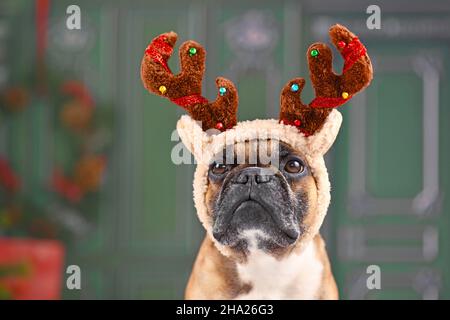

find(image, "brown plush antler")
[141,32,238,131]
[279,24,373,135]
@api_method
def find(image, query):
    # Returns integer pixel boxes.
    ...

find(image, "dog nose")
[233,167,271,185]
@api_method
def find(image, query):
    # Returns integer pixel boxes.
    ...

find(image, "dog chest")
[235,240,324,299]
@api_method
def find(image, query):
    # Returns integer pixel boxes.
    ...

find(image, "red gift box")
[0,238,65,300]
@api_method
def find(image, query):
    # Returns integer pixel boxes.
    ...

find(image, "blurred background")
[0,0,449,299]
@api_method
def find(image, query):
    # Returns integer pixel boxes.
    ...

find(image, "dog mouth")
[212,198,299,248]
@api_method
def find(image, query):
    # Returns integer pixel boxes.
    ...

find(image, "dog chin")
[212,199,300,252]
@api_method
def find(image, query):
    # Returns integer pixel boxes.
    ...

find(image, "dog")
[140,24,372,299]
[178,112,341,299]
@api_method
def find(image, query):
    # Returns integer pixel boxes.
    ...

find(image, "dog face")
[205,140,319,256]
[176,112,343,259]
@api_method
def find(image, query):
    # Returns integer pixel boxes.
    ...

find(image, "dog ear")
[306,109,342,157]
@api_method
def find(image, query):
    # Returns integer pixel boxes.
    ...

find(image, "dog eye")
[211,163,228,175]
[284,159,304,174]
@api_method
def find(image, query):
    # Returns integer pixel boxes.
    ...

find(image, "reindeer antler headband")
[141,24,372,136]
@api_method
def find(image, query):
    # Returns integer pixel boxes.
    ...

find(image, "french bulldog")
[140,24,372,299]
[178,113,341,300]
